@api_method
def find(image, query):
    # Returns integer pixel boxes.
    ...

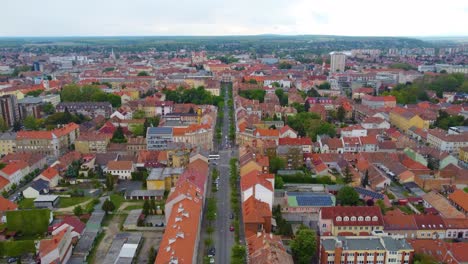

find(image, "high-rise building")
[0,95,20,127]
[330,52,346,73]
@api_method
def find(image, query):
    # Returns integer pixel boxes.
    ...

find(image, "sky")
[1,0,467,37]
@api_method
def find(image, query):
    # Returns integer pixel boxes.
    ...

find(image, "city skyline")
[1,0,468,37]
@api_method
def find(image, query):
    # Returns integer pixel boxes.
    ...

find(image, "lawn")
[123,204,143,211]
[110,194,126,209]
[18,198,34,209]
[58,197,92,208]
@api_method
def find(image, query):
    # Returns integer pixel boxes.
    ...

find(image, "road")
[214,83,236,264]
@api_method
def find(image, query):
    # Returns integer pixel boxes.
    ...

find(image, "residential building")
[0,161,29,190]
[390,108,428,132]
[37,167,61,188]
[318,206,384,236]
[0,94,20,127]
[146,127,173,150]
[383,209,418,239]
[240,171,274,210]
[413,214,446,239]
[18,96,42,119]
[362,95,396,109]
[246,232,294,264]
[243,196,272,238]
[448,189,468,216]
[427,129,468,153]
[23,179,50,198]
[407,240,468,264]
[422,191,466,219]
[56,102,113,118]
[319,235,414,264]
[459,146,468,163]
[146,167,184,191]
[0,132,16,155]
[0,196,17,223]
[104,160,135,180]
[75,132,111,154]
[330,52,346,73]
[38,226,73,264]
[16,123,80,158]
[444,218,468,239]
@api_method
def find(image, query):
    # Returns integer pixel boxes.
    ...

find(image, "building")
[319,235,414,264]
[427,129,468,153]
[38,226,73,264]
[0,94,20,127]
[243,196,272,238]
[330,52,346,73]
[383,209,418,239]
[413,214,446,239]
[34,195,60,209]
[23,179,50,198]
[18,96,43,119]
[16,123,80,158]
[361,95,396,109]
[246,232,294,264]
[448,189,468,216]
[75,132,111,154]
[407,239,468,264]
[240,171,274,210]
[390,108,428,133]
[146,127,173,150]
[56,102,113,118]
[318,206,384,236]
[104,160,135,180]
[37,167,61,187]
[146,167,184,191]
[0,196,17,223]
[459,146,468,163]
[422,191,466,219]
[0,132,16,156]
[0,161,29,190]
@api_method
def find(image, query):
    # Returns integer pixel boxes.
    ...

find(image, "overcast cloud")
[1,0,467,36]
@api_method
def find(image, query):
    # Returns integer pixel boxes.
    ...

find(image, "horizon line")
[0,34,468,38]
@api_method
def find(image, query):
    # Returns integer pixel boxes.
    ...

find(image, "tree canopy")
[275,89,288,106]
[336,186,360,206]
[238,89,266,103]
[61,84,121,107]
[286,112,336,141]
[163,86,223,106]
[291,225,317,264]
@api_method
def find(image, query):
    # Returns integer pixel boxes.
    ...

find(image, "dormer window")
[351,216,356,221]
[372,216,378,221]
[365,216,371,221]
[358,216,363,221]
[336,216,342,221]
[344,216,349,221]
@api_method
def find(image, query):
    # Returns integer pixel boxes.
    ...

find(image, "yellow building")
[0,132,16,156]
[75,132,110,154]
[318,206,384,236]
[146,167,184,191]
[389,108,428,132]
[459,147,468,163]
[167,150,189,168]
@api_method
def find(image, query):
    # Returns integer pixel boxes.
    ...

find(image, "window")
[336,216,342,221]
[323,224,327,228]
[365,216,371,221]
[344,216,349,221]
[351,216,356,221]
[338,227,342,230]
[358,216,363,221]
[329,253,335,257]
[372,216,378,221]
[348,253,354,257]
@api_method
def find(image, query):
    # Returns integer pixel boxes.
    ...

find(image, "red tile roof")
[0,196,17,211]
[448,189,468,213]
[40,167,59,180]
[320,206,384,226]
[278,137,312,146]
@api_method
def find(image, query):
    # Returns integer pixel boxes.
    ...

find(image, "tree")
[336,186,360,206]
[317,82,331,90]
[131,124,145,137]
[278,62,292,69]
[23,116,41,130]
[337,105,346,122]
[231,245,246,264]
[102,199,115,215]
[362,170,370,188]
[73,205,83,216]
[137,71,149,76]
[304,99,311,112]
[275,89,288,106]
[291,225,317,264]
[105,173,114,191]
[111,126,127,143]
[133,109,146,119]
[343,165,353,184]
[42,103,55,115]
[274,176,284,189]
[269,156,286,174]
[143,200,151,216]
[150,199,157,214]
[0,117,8,132]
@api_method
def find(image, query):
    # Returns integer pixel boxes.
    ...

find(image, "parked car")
[229,225,234,232]
[229,213,234,219]
[208,247,216,257]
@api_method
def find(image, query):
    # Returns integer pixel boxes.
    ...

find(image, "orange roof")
[39,228,67,258]
[0,196,17,211]
[247,232,293,264]
[241,171,274,192]
[106,160,133,171]
[243,196,271,224]
[0,177,10,190]
[448,189,468,213]
[0,161,28,176]
[40,167,59,180]
[254,128,279,138]
[17,123,79,140]
[407,239,468,263]
[155,194,202,264]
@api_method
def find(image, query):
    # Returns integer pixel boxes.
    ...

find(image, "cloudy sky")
[1,0,467,37]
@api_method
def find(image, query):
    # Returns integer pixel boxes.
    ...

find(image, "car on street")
[229,225,234,232]
[229,213,234,219]
[208,247,216,257]
[7,258,18,263]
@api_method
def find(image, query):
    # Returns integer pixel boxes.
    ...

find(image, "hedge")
[0,240,36,257]
[6,209,50,236]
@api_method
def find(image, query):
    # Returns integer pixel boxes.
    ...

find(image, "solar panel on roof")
[354,187,384,199]
[296,196,333,206]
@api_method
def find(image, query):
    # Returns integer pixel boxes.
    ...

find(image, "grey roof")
[123,209,143,227]
[147,167,184,180]
[34,194,58,202]
[18,96,43,104]
[125,189,164,197]
[321,236,413,251]
[147,126,173,135]
[30,179,50,192]
[0,132,16,140]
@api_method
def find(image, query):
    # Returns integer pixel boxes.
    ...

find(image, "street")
[214,83,236,263]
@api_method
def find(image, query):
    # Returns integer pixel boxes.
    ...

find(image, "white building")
[330,52,346,73]
[38,226,73,264]
[104,160,135,180]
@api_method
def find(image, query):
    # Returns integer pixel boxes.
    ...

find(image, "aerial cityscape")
[0,1,467,264]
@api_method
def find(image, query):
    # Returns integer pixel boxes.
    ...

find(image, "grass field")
[18,198,34,209]
[123,204,143,211]
[59,197,92,208]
